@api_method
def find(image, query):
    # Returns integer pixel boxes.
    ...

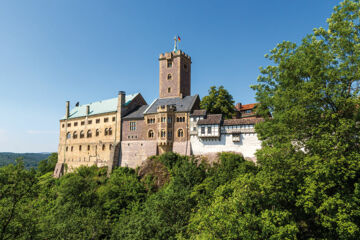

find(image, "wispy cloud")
[26,130,57,135]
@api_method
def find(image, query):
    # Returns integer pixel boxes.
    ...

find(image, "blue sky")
[0,0,339,153]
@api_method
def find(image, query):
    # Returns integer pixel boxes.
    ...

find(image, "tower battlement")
[159,50,191,61]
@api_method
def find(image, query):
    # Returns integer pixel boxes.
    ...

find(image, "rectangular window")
[81,121,85,126]
[88,120,92,124]
[167,59,172,68]
[207,127,211,134]
[201,127,205,134]
[193,127,196,131]
[112,117,116,122]
[67,123,71,127]
[74,122,78,127]
[104,118,109,123]
[130,122,136,131]
[161,117,166,123]
[168,117,172,123]
[62,124,64,128]
[96,119,100,124]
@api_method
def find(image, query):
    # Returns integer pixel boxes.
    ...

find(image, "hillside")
[0,152,51,168]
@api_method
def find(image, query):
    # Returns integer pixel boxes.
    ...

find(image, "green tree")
[250,0,360,238]
[0,158,38,240]
[37,153,58,175]
[200,86,235,119]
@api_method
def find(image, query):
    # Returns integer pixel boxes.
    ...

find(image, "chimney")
[86,105,90,115]
[65,101,70,119]
[118,91,126,106]
[235,102,242,111]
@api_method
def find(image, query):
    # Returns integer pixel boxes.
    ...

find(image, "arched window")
[96,129,99,137]
[148,130,154,138]
[102,144,105,151]
[109,144,113,150]
[73,131,78,139]
[80,131,84,138]
[161,129,166,138]
[87,145,90,151]
[87,130,92,138]
[178,129,184,137]
[105,128,109,136]
[109,128,113,135]
[79,145,82,151]
[66,132,71,139]
[167,74,172,80]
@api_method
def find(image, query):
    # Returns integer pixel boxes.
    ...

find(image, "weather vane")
[173,35,181,52]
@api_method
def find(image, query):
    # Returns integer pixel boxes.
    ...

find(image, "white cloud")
[26,130,57,135]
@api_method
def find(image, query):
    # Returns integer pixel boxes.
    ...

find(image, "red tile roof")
[236,103,258,111]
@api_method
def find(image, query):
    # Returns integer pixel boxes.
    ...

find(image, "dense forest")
[1,0,360,239]
[0,152,51,168]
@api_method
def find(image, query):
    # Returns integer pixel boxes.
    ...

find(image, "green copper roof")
[62,93,139,120]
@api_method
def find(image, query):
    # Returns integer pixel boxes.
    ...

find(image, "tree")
[250,0,360,238]
[37,153,58,175]
[0,158,38,240]
[200,86,235,119]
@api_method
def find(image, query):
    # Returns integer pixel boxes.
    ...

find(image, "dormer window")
[167,59,172,68]
[167,74,172,80]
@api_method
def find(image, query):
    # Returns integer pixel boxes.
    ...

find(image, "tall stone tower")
[159,50,191,99]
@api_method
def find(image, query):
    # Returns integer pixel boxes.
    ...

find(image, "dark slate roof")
[191,109,207,116]
[197,114,223,125]
[144,95,199,114]
[123,105,149,120]
[222,118,264,126]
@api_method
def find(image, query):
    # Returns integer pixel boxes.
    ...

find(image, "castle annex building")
[54,46,262,177]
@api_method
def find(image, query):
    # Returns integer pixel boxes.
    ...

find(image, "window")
[130,122,136,131]
[62,124,64,128]
[161,117,166,123]
[178,129,184,137]
[201,127,205,134]
[167,59,172,68]
[207,127,211,134]
[73,131,78,139]
[87,145,90,151]
[102,144,105,151]
[147,118,155,124]
[168,131,172,139]
[71,146,73,152]
[105,128,109,136]
[109,144,112,150]
[104,118,109,123]
[193,127,196,131]
[161,129,166,138]
[176,117,185,122]
[148,130,154,138]
[96,129,99,137]
[81,121,85,126]
[67,123,71,127]
[112,117,116,122]
[168,117,172,123]
[74,122,78,127]
[96,119,100,124]
[168,87,171,93]
[80,130,84,138]
[79,145,82,151]
[167,74,172,80]
[88,120,92,124]
[66,146,68,152]
[184,64,188,70]
[87,130,92,138]
[66,132,71,139]
[109,128,113,135]
[245,110,252,113]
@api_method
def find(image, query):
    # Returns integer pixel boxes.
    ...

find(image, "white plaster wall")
[190,133,261,159]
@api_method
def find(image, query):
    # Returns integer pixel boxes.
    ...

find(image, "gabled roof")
[197,114,222,125]
[144,95,199,114]
[123,105,149,120]
[223,118,263,126]
[191,109,207,117]
[236,103,258,111]
[62,93,139,120]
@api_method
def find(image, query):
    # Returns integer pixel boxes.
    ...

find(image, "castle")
[54,45,262,177]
